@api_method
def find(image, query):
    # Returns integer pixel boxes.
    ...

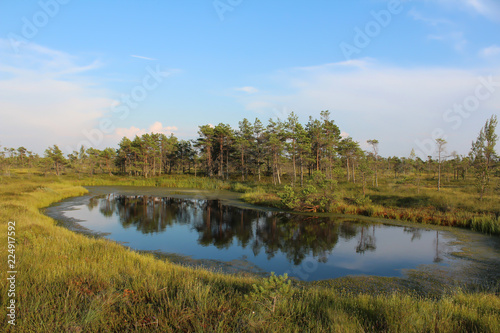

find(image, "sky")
[0,0,499,159]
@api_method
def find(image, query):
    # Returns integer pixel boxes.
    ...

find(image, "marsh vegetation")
[0,115,499,331]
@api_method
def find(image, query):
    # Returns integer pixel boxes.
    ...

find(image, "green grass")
[0,173,499,331]
[72,173,232,190]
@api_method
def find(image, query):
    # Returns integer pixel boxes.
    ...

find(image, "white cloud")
[294,59,370,71]
[150,121,177,133]
[429,0,500,21]
[480,45,500,57]
[428,32,467,51]
[131,54,157,61]
[234,86,259,94]
[0,39,114,154]
[408,8,467,51]
[408,8,452,26]
[462,0,500,20]
[113,121,177,139]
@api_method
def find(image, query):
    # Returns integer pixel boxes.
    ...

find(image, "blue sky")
[0,0,499,158]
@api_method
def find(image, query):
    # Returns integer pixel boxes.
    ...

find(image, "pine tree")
[253,118,265,181]
[367,139,379,187]
[435,138,447,191]
[236,118,254,181]
[470,115,498,200]
[44,145,66,176]
[196,125,215,177]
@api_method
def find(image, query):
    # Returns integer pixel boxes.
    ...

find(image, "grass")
[72,173,232,190]
[241,188,282,207]
[0,173,499,331]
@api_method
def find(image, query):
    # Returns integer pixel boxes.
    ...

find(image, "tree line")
[1,113,498,194]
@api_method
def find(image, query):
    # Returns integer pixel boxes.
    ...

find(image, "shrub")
[278,185,299,209]
[354,195,372,206]
[244,273,292,313]
[302,185,318,196]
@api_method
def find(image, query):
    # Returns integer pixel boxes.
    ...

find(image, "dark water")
[53,193,458,281]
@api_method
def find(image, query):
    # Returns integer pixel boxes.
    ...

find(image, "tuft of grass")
[230,182,253,193]
[241,188,282,208]
[73,174,231,190]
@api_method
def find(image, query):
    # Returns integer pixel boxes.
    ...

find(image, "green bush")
[244,273,292,313]
[302,185,317,196]
[278,185,299,209]
[354,195,372,206]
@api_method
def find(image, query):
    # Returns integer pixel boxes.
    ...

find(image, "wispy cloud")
[294,59,370,71]
[408,8,467,51]
[0,39,114,153]
[408,8,452,26]
[234,86,259,94]
[480,45,500,57]
[462,0,500,20]
[428,32,467,51]
[428,0,500,21]
[131,54,157,61]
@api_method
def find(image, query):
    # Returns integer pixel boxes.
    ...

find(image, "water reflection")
[356,226,376,254]
[82,194,451,275]
[94,195,345,264]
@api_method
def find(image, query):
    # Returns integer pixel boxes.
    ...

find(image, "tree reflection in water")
[93,195,440,266]
[356,226,376,254]
[404,227,422,241]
